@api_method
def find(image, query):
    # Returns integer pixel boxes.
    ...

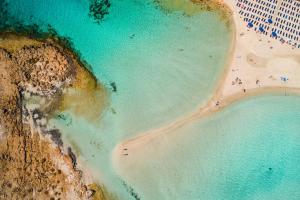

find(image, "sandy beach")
[1,0,298,198]
[113,0,300,173]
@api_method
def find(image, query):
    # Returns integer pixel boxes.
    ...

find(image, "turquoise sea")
[4,0,232,198]
[3,0,300,199]
[116,94,300,200]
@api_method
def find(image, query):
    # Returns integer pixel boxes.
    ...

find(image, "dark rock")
[110,82,117,92]
[45,129,63,147]
[67,147,77,167]
[89,0,111,24]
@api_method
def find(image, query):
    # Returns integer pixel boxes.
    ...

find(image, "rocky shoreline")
[0,34,109,199]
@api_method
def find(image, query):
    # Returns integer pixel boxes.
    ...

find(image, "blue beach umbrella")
[271,31,277,37]
[268,18,273,23]
[259,27,264,32]
[247,22,254,28]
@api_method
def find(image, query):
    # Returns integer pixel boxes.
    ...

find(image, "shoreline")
[2,0,299,198]
[112,0,237,162]
[0,33,110,199]
[113,0,300,176]
[113,87,300,162]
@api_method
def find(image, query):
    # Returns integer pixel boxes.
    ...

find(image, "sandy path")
[113,0,300,174]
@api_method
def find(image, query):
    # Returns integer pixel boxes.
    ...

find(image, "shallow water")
[6,0,231,135]
[116,94,300,200]
[4,0,232,199]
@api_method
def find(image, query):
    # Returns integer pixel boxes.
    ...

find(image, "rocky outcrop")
[15,44,74,96]
[0,34,108,199]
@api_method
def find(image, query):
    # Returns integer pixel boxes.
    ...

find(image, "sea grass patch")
[154,0,233,27]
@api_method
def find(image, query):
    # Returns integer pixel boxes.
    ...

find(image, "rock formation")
[0,34,108,200]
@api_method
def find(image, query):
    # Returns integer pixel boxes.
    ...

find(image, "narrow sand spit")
[113,0,300,171]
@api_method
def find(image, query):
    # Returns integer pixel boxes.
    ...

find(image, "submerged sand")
[113,0,300,192]
[114,0,300,145]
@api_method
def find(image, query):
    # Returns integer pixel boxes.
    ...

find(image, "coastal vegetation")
[89,0,111,24]
[153,0,232,27]
[121,181,141,200]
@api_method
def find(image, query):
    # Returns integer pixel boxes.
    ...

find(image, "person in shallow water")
[110,82,117,92]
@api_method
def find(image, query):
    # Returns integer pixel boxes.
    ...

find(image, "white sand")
[113,0,300,178]
[220,0,300,98]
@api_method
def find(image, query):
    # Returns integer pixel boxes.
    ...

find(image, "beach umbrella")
[271,32,277,37]
[259,27,264,32]
[268,19,273,24]
[247,22,254,28]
